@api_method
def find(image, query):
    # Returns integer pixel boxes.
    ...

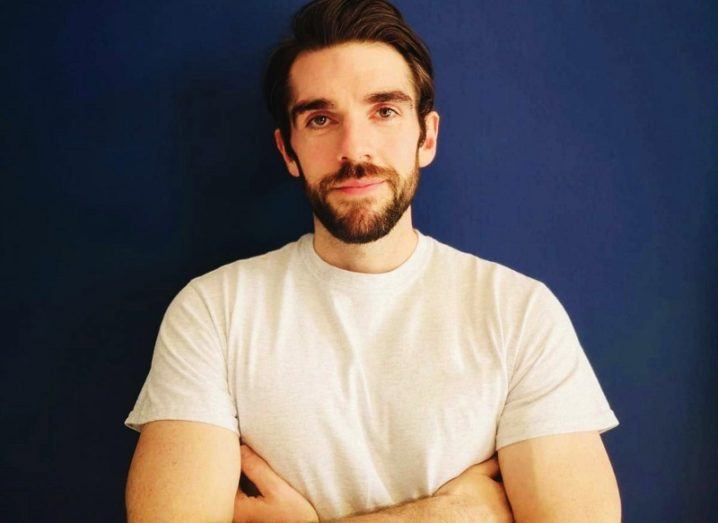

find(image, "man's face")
[274,41,439,244]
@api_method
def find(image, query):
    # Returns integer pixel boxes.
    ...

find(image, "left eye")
[377,107,398,118]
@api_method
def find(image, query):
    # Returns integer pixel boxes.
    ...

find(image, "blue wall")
[3,1,716,521]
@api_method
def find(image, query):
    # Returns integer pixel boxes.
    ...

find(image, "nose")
[336,114,373,164]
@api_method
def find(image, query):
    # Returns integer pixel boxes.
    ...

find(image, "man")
[124,1,621,521]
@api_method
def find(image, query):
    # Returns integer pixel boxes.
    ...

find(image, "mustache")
[319,162,396,192]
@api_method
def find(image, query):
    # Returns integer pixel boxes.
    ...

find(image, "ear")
[418,111,440,168]
[274,128,300,178]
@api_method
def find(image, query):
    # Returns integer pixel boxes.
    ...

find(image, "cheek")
[380,132,419,167]
[296,137,338,169]
[385,119,421,154]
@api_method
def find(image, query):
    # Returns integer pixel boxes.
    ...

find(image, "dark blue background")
[3,1,716,521]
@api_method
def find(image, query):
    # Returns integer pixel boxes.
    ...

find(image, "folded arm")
[329,495,488,522]
[498,430,621,522]
[330,455,512,522]
[125,420,240,522]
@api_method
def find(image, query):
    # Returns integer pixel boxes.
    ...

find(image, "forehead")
[288,41,415,105]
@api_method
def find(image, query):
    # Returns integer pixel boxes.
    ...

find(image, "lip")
[335,179,385,189]
[333,180,385,195]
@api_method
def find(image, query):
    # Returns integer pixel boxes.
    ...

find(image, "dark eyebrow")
[290,90,414,127]
[290,98,335,127]
[364,90,414,107]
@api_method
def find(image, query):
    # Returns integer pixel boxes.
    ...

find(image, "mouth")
[332,180,385,195]
[335,178,385,189]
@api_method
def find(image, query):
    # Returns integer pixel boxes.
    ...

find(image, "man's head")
[263,0,439,244]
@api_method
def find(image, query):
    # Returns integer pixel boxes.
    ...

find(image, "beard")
[296,151,421,244]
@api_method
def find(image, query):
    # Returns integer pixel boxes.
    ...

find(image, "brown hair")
[263,0,435,162]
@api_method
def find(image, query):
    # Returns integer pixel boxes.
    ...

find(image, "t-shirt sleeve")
[124,282,239,435]
[495,282,618,450]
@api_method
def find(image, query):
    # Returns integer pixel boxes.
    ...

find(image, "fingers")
[240,444,290,499]
[470,455,500,478]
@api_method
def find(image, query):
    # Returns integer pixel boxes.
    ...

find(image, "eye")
[307,115,330,128]
[377,107,399,119]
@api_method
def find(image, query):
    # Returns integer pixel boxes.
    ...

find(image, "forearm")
[329,494,477,522]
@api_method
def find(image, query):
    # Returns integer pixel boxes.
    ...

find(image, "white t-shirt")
[125,229,619,520]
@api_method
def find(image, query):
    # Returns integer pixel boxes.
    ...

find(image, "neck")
[311,209,418,274]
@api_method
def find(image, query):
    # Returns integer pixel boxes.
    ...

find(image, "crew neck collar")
[298,229,431,293]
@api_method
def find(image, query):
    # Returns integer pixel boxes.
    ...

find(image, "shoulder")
[426,235,546,300]
[159,236,306,320]
[189,236,304,293]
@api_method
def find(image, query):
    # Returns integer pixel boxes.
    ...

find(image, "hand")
[433,454,514,523]
[234,444,319,523]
